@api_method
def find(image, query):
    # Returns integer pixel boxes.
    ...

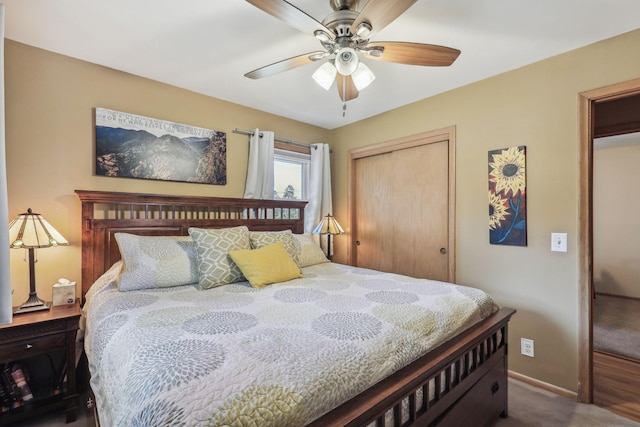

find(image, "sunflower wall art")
[488,146,527,246]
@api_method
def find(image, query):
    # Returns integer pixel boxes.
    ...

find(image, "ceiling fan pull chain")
[342,78,347,117]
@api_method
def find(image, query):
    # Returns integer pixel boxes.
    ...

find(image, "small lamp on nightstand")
[313,213,344,261]
[8,208,69,314]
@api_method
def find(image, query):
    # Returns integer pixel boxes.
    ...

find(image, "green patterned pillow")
[188,226,251,289]
[249,230,299,266]
[114,233,199,291]
[293,234,329,267]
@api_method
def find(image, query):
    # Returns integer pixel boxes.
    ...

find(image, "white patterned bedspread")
[84,262,498,427]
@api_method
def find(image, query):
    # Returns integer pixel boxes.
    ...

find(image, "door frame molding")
[347,126,456,282]
[578,77,640,403]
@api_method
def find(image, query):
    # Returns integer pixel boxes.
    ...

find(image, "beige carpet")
[594,295,640,360]
[495,378,640,427]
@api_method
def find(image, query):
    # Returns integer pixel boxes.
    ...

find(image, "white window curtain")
[0,5,12,325]
[243,128,274,200]
[306,143,334,254]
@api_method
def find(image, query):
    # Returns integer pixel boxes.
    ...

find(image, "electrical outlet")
[521,338,534,357]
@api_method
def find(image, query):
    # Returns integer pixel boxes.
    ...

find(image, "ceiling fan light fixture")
[335,47,359,76]
[352,62,375,91]
[312,61,337,90]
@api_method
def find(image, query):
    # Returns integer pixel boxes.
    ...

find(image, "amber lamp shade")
[8,208,69,314]
[312,213,344,260]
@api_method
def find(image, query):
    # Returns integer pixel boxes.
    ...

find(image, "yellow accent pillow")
[229,241,303,288]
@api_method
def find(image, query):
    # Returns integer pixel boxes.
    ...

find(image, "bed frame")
[76,189,515,427]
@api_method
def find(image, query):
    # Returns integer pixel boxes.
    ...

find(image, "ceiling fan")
[244,0,461,102]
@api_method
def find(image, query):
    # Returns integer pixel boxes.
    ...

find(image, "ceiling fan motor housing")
[330,0,361,12]
[322,9,359,38]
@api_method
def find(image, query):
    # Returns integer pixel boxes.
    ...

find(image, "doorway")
[578,78,640,420]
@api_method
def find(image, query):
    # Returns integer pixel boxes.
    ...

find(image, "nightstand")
[0,302,81,425]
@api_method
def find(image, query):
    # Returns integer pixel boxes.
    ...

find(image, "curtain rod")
[233,128,314,150]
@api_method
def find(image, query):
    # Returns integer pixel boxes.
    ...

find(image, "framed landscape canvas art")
[95,108,227,185]
[488,145,527,246]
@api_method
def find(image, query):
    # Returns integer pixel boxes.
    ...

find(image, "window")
[273,148,310,201]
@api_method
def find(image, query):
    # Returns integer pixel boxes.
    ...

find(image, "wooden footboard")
[309,307,516,427]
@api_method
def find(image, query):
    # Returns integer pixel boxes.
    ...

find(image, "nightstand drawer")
[0,334,67,363]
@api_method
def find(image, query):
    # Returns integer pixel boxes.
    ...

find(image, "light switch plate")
[551,233,567,252]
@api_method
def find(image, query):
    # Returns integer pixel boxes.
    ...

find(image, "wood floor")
[594,351,640,423]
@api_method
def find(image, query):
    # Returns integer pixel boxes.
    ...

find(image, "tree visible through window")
[282,185,296,199]
[273,148,310,219]
[274,149,309,200]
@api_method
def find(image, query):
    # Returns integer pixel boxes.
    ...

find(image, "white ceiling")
[3,0,640,130]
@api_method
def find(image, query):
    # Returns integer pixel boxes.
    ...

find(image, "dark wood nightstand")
[0,302,81,425]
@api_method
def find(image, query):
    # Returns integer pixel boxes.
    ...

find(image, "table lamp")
[8,208,69,314]
[312,213,344,260]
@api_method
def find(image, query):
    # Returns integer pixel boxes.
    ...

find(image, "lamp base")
[14,293,50,315]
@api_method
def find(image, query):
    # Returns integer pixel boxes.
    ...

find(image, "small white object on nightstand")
[52,278,76,306]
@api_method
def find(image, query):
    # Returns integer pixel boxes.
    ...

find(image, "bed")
[76,189,515,427]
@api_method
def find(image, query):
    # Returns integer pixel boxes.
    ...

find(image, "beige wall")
[5,28,640,393]
[330,29,640,391]
[593,140,640,298]
[5,40,331,308]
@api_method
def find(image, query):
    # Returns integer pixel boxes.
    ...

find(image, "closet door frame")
[347,126,456,282]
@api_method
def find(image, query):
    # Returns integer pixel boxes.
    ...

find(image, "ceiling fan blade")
[245,51,326,79]
[350,0,417,36]
[246,0,334,40]
[367,42,461,66]
[337,74,359,102]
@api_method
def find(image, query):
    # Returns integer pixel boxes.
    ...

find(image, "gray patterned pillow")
[249,230,299,266]
[293,234,329,267]
[114,233,199,291]
[188,226,251,289]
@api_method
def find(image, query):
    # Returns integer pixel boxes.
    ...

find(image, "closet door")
[353,137,451,281]
[353,152,395,274]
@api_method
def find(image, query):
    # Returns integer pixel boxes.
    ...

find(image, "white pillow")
[293,234,329,267]
[114,233,199,291]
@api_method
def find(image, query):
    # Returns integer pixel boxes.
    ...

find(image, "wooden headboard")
[76,190,307,300]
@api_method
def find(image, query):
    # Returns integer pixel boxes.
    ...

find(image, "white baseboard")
[508,370,577,400]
